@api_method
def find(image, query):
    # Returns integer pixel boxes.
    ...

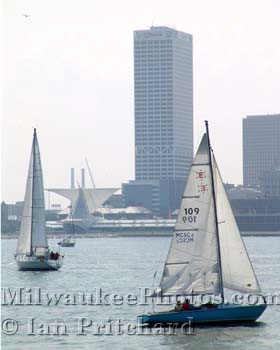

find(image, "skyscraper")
[134,26,193,181]
[243,114,280,187]
[123,26,193,217]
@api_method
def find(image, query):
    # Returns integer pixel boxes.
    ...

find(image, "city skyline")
[2,0,280,203]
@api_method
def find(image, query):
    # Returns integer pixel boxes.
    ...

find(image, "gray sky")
[2,0,280,204]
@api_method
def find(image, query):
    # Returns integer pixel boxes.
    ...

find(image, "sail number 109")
[182,207,199,224]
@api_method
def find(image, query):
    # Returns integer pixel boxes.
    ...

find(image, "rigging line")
[205,121,224,301]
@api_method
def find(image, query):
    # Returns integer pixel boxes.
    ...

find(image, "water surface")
[1,236,280,349]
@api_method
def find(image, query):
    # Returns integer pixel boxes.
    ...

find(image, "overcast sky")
[2,0,280,204]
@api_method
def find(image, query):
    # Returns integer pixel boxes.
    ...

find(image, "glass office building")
[243,114,280,187]
[134,26,193,181]
[123,27,193,217]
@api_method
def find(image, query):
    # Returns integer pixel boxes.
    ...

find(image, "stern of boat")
[15,255,63,271]
[137,314,152,325]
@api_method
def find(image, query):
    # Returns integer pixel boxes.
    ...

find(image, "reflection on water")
[1,236,280,350]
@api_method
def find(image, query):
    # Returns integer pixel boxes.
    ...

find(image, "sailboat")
[58,204,76,247]
[15,129,63,271]
[138,122,267,325]
[58,236,75,248]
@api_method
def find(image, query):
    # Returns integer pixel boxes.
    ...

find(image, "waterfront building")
[123,26,193,217]
[260,168,280,198]
[231,198,280,232]
[243,114,280,187]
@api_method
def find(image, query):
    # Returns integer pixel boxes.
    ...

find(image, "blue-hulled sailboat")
[138,121,267,325]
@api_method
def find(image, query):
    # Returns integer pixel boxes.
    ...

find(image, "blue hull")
[138,304,267,325]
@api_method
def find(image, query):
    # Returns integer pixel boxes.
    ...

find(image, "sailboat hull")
[16,256,63,271]
[138,304,267,326]
[60,242,75,247]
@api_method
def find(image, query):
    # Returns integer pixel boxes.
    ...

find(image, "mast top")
[204,120,210,143]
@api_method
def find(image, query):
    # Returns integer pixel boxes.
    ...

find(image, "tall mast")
[30,128,36,255]
[205,121,224,301]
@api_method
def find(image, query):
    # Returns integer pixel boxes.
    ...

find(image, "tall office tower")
[134,26,193,181]
[123,26,193,217]
[243,114,280,187]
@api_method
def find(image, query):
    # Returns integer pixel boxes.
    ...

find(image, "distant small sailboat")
[138,122,267,325]
[58,236,75,247]
[15,129,63,270]
[58,203,76,247]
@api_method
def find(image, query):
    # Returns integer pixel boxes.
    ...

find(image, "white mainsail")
[16,129,48,255]
[214,157,261,293]
[159,130,262,296]
[159,134,222,295]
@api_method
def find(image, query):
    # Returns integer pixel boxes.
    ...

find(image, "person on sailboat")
[174,300,182,311]
[181,298,191,311]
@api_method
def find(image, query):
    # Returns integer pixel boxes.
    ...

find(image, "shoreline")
[1,231,280,239]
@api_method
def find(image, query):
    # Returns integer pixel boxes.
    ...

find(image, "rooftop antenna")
[85,158,96,189]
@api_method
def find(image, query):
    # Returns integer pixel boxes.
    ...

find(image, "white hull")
[16,256,63,271]
[58,238,76,247]
[60,242,75,247]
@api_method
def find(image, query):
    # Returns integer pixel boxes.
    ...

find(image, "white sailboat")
[58,236,75,247]
[58,203,76,248]
[138,122,267,325]
[15,129,63,271]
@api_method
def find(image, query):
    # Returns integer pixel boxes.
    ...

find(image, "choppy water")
[1,236,280,350]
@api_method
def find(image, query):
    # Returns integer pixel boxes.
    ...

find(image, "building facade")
[231,198,280,232]
[123,26,193,217]
[243,114,280,187]
[260,168,280,198]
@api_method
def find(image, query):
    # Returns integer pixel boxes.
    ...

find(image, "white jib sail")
[159,134,222,295]
[16,130,48,255]
[214,156,261,294]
